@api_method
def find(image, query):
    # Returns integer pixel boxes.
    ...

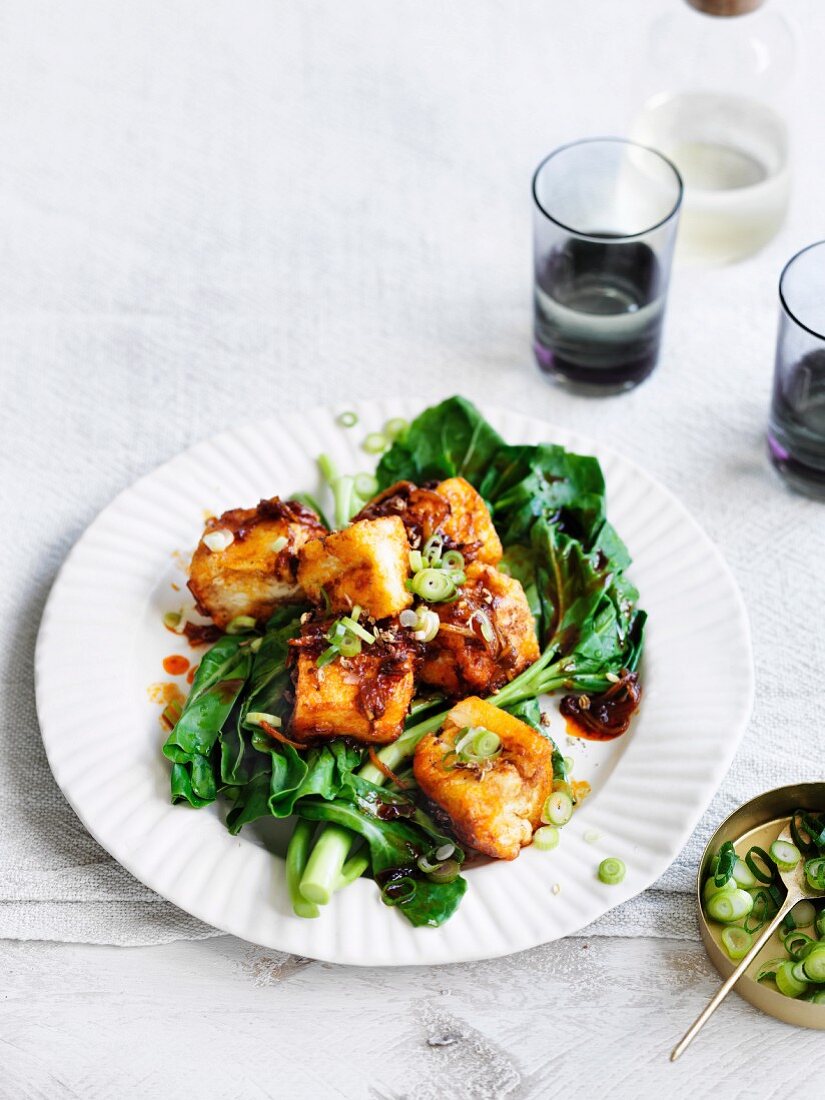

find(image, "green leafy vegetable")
[376,395,505,489]
[162,635,253,807]
[297,794,467,928]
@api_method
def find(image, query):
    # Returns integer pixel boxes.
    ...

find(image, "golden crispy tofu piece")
[435,478,502,565]
[355,477,502,565]
[413,697,555,860]
[289,632,416,744]
[188,498,324,629]
[419,563,540,697]
[297,516,412,621]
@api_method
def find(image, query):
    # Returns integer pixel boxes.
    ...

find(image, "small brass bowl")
[698,782,825,1029]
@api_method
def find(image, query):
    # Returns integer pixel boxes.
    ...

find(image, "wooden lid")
[686,0,763,14]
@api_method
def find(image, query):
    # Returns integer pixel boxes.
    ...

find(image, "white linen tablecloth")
[2,0,823,945]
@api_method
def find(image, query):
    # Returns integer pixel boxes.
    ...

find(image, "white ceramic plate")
[35,400,753,966]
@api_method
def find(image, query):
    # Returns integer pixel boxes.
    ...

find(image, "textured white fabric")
[2,0,823,946]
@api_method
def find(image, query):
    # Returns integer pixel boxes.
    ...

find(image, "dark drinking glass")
[532,138,683,393]
[768,240,825,499]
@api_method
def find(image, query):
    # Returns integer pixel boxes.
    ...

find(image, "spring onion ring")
[721,926,752,961]
[533,826,560,851]
[598,857,626,885]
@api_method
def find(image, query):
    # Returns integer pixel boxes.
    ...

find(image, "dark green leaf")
[376,396,505,489]
[162,635,253,807]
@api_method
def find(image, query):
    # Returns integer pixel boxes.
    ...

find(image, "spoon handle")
[670,892,797,1061]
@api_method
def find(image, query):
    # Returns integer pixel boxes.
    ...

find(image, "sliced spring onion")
[380,876,417,906]
[770,839,801,872]
[702,876,737,905]
[435,843,455,862]
[453,726,501,764]
[362,431,388,455]
[225,615,257,634]
[412,608,437,640]
[745,845,775,884]
[542,791,573,827]
[776,960,808,998]
[705,888,754,924]
[316,644,341,668]
[271,535,288,553]
[732,858,759,890]
[816,909,825,938]
[399,608,419,628]
[412,608,440,643]
[383,417,409,441]
[743,888,771,932]
[564,755,575,774]
[533,825,560,851]
[202,528,234,552]
[249,637,263,653]
[244,711,283,729]
[791,809,816,855]
[802,945,825,983]
[411,568,457,603]
[338,634,362,658]
[336,411,358,428]
[417,853,441,874]
[408,550,424,574]
[354,472,378,499]
[789,899,817,929]
[338,616,375,644]
[805,990,825,1004]
[442,549,465,571]
[422,534,443,563]
[756,957,786,983]
[598,857,626,885]
[469,609,495,645]
[791,960,809,984]
[427,858,461,884]
[782,930,817,961]
[714,841,737,888]
[470,729,501,758]
[163,610,182,630]
[804,856,825,891]
[721,926,752,961]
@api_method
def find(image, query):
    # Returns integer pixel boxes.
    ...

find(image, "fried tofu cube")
[297,516,412,620]
[355,477,502,565]
[413,697,555,860]
[188,498,325,629]
[419,563,540,697]
[290,646,415,744]
[435,477,502,565]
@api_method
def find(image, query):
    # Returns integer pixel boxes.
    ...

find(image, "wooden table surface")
[1,934,817,1099]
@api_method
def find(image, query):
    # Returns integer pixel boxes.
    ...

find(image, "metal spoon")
[672,821,825,1061]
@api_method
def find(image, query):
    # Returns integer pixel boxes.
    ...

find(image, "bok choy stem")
[286,819,321,919]
[317,454,357,529]
[298,824,354,905]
